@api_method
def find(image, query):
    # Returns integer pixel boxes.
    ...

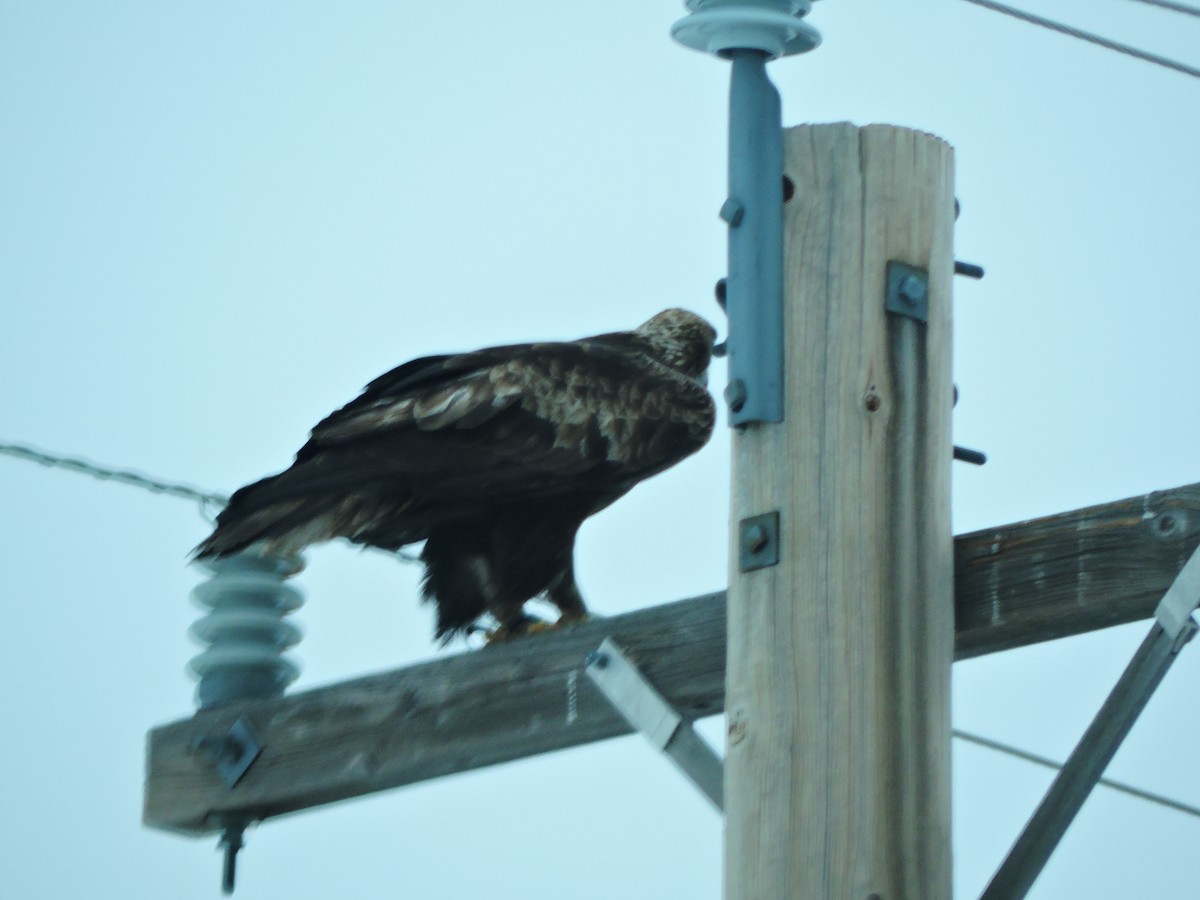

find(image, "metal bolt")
[898,274,927,307]
[864,390,881,413]
[744,524,769,554]
[719,197,745,227]
[952,445,988,466]
[218,819,249,895]
[725,379,748,412]
[714,277,727,311]
[1154,512,1182,536]
[954,260,985,279]
[585,651,609,670]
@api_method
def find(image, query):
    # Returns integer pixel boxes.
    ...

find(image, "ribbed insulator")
[671,0,821,60]
[188,553,305,709]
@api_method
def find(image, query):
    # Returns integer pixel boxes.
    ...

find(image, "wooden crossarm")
[145,480,1200,836]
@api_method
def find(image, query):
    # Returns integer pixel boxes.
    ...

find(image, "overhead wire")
[1125,0,1200,19]
[955,728,1200,821]
[0,439,421,563]
[1,441,228,520]
[959,0,1200,80]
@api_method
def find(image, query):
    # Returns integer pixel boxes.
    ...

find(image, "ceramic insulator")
[188,553,305,709]
[671,0,821,59]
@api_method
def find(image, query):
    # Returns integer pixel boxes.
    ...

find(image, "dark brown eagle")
[194,308,716,642]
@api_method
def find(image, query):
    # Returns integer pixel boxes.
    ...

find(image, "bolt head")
[719,197,744,227]
[744,524,769,553]
[898,274,927,306]
[724,379,748,413]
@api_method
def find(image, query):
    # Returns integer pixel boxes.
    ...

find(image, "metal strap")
[981,542,1200,899]
[584,638,724,812]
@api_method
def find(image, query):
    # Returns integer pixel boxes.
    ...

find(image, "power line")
[959,0,1200,80]
[1126,0,1200,19]
[0,441,228,518]
[954,728,1200,821]
[0,439,421,563]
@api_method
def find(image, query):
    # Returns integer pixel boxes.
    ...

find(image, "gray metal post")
[723,49,784,424]
[671,0,821,427]
[584,638,725,812]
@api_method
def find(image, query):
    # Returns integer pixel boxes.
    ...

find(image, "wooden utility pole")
[724,124,955,900]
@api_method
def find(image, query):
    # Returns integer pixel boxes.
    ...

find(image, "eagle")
[194,308,717,642]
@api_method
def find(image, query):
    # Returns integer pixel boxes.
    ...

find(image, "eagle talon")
[480,612,593,644]
[481,615,548,645]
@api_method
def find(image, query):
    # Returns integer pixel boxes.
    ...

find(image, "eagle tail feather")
[192,473,342,560]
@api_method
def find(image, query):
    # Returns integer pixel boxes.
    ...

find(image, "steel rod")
[980,619,1197,899]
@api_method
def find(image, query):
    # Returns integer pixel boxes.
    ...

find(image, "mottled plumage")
[194,308,716,641]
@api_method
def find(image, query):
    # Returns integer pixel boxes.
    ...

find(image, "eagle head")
[634,308,717,381]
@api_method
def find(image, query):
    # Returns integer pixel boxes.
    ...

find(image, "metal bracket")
[980,542,1200,899]
[584,638,724,812]
[192,715,264,789]
[721,51,785,425]
[739,511,780,572]
[1154,540,1200,640]
[885,261,929,323]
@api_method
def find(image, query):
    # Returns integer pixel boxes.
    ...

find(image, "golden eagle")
[195,308,716,642]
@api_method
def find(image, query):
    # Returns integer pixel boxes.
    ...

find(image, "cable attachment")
[189,552,305,710]
[671,0,821,59]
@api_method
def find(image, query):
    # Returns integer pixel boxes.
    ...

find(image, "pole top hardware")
[191,715,264,789]
[671,0,821,60]
[885,261,929,324]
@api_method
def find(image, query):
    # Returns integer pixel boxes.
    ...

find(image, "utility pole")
[143,11,1200,895]
[724,123,956,899]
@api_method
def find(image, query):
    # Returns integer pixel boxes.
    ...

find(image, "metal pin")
[954,260,985,279]
[953,445,987,466]
[219,820,247,895]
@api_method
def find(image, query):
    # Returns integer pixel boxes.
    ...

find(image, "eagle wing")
[196,337,714,557]
[304,338,712,493]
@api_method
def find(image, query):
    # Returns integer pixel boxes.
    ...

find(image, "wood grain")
[954,481,1200,657]
[145,480,1200,837]
[145,592,726,835]
[723,124,955,900]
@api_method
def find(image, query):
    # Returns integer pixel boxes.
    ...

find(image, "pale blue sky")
[2,1,1198,898]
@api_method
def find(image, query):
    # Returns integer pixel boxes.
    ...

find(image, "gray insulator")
[188,553,305,709]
